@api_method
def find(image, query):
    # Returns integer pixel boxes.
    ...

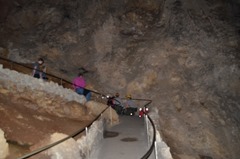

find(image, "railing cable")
[17,105,110,159]
[0,56,157,159]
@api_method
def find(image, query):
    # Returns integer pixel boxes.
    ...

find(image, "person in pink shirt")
[72,73,91,101]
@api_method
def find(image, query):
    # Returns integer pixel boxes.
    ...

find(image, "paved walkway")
[97,116,149,159]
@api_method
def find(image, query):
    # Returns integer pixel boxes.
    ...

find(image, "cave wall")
[0,0,240,159]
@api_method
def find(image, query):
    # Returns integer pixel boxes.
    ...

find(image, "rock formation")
[0,65,117,158]
[30,133,81,159]
[86,101,119,125]
[0,0,239,158]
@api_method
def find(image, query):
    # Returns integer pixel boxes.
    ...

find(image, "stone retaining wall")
[146,108,173,159]
[77,118,105,159]
[30,118,106,159]
[0,64,110,159]
[0,64,86,104]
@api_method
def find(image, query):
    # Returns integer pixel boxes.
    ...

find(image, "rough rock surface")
[0,129,9,159]
[48,133,80,159]
[0,66,117,158]
[0,0,240,159]
[77,119,105,159]
[30,133,81,159]
[29,119,106,159]
[86,101,119,125]
[0,90,89,146]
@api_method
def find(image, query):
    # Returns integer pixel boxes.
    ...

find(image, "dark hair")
[78,72,83,76]
[38,58,44,63]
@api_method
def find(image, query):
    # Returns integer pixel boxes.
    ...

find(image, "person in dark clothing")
[41,65,48,80]
[109,93,124,115]
[32,58,47,79]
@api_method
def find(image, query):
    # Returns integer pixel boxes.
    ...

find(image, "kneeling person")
[72,73,91,101]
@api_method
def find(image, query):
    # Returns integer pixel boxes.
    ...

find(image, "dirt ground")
[0,93,90,159]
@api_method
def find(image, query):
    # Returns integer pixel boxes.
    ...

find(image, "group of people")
[32,58,142,116]
[108,93,137,115]
[32,58,91,101]
[111,93,136,108]
[32,58,135,107]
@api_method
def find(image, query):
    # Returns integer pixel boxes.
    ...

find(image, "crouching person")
[112,93,124,115]
[72,73,91,101]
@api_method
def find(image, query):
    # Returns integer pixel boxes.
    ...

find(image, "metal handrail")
[108,96,156,159]
[0,56,111,158]
[0,56,104,97]
[120,97,156,159]
[141,115,156,159]
[0,56,156,159]
[17,105,110,159]
[132,99,156,159]
[122,98,152,107]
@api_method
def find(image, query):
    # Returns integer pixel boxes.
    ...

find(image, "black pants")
[33,74,40,78]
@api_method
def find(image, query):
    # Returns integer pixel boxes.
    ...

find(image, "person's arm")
[40,65,46,79]
[43,66,46,73]
[124,100,129,108]
[72,78,77,90]
[82,77,86,88]
[32,65,37,76]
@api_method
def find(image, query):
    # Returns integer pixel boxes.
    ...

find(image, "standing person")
[32,58,46,79]
[125,94,136,108]
[72,73,91,101]
[124,94,137,116]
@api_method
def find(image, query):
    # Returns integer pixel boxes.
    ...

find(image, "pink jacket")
[72,76,86,90]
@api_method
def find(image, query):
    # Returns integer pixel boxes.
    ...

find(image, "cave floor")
[96,116,153,159]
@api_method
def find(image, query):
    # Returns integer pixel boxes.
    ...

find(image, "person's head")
[115,93,119,97]
[38,58,44,65]
[78,72,83,77]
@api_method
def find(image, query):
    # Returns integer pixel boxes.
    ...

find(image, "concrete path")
[97,116,149,159]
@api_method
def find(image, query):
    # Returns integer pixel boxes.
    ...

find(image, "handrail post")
[145,115,149,147]
[154,141,158,159]
[110,107,113,126]
[85,127,89,159]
